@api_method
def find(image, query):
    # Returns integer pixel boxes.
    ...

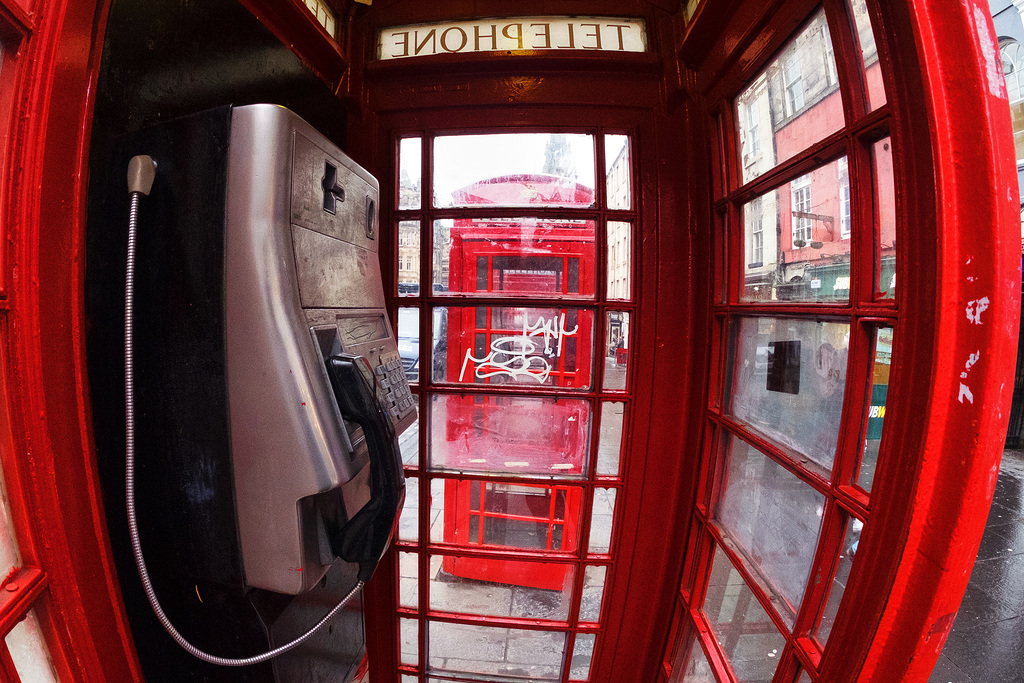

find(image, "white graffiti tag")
[459,313,579,383]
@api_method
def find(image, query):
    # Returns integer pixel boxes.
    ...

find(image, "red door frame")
[0,0,1015,681]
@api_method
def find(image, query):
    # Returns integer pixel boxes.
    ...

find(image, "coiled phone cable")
[124,154,363,667]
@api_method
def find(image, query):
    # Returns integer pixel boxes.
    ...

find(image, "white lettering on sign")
[459,313,579,384]
[379,17,647,60]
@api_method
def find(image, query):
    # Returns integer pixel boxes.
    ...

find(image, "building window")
[743,98,760,159]
[783,53,805,116]
[792,173,813,246]
[1002,40,1024,103]
[748,197,764,266]
[839,157,851,239]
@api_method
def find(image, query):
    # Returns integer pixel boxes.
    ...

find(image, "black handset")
[325,355,406,582]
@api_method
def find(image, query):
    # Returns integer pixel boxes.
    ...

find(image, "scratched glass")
[397,306,420,386]
[603,310,629,391]
[401,617,418,666]
[398,137,421,210]
[847,0,887,112]
[815,515,863,644]
[427,394,592,478]
[428,477,584,552]
[736,9,842,185]
[397,221,420,296]
[607,221,632,301]
[667,638,715,683]
[427,621,566,681]
[571,633,597,679]
[6,609,59,683]
[398,476,419,542]
[429,553,575,620]
[588,487,617,554]
[605,135,631,210]
[399,408,419,467]
[874,137,896,300]
[703,544,787,682]
[714,434,826,626]
[431,217,597,299]
[727,317,850,472]
[596,401,625,477]
[579,565,607,623]
[434,306,596,390]
[399,551,418,609]
[433,133,595,209]
[741,157,851,304]
[857,327,892,492]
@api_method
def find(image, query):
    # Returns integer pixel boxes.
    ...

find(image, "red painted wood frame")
[661,0,1019,681]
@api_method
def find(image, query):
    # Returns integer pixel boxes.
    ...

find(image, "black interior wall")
[91,0,347,147]
[85,1,356,680]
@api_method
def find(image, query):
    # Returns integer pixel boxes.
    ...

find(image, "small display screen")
[338,315,390,348]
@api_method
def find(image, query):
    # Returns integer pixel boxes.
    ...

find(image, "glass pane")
[428,394,592,477]
[427,621,566,680]
[579,565,607,623]
[603,311,629,391]
[400,411,419,467]
[436,306,595,390]
[400,551,418,608]
[874,137,896,299]
[797,672,813,683]
[815,516,863,643]
[703,544,787,682]
[7,610,59,683]
[588,487,617,554]
[440,217,597,298]
[571,633,597,679]
[715,434,826,623]
[607,221,632,300]
[742,158,851,303]
[1,471,22,579]
[428,478,582,554]
[401,617,419,666]
[399,137,421,209]
[736,10,842,184]
[398,221,421,296]
[605,135,631,210]
[403,676,418,683]
[596,401,625,477]
[433,219,452,293]
[858,327,892,491]
[398,307,420,385]
[847,0,886,111]
[669,638,715,683]
[727,317,850,471]
[399,476,419,542]
[434,133,596,209]
[430,554,575,619]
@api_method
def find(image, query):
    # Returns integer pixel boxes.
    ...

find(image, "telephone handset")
[325,354,405,582]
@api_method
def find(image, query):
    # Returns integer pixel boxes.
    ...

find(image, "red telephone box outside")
[439,174,597,590]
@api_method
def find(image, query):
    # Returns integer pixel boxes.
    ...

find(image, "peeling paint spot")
[959,383,975,404]
[965,350,981,372]
[973,6,1008,99]
[966,297,990,324]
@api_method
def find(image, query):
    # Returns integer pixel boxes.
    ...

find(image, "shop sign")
[378,17,647,60]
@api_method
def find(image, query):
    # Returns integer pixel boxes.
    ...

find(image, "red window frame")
[661,0,1020,681]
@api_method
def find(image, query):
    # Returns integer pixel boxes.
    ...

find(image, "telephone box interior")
[0,0,1017,683]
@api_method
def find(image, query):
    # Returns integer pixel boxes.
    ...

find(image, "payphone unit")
[88,104,412,681]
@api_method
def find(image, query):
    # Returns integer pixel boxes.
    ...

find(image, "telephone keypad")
[376,353,414,421]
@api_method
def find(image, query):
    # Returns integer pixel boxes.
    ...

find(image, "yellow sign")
[378,17,647,60]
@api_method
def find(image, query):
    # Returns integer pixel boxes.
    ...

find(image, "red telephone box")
[439,175,597,590]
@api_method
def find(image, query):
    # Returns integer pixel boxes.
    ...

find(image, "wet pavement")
[931,449,1024,683]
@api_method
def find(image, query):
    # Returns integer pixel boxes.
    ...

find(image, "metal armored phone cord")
[123,155,363,667]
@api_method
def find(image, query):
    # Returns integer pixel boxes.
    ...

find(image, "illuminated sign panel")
[378,17,647,60]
